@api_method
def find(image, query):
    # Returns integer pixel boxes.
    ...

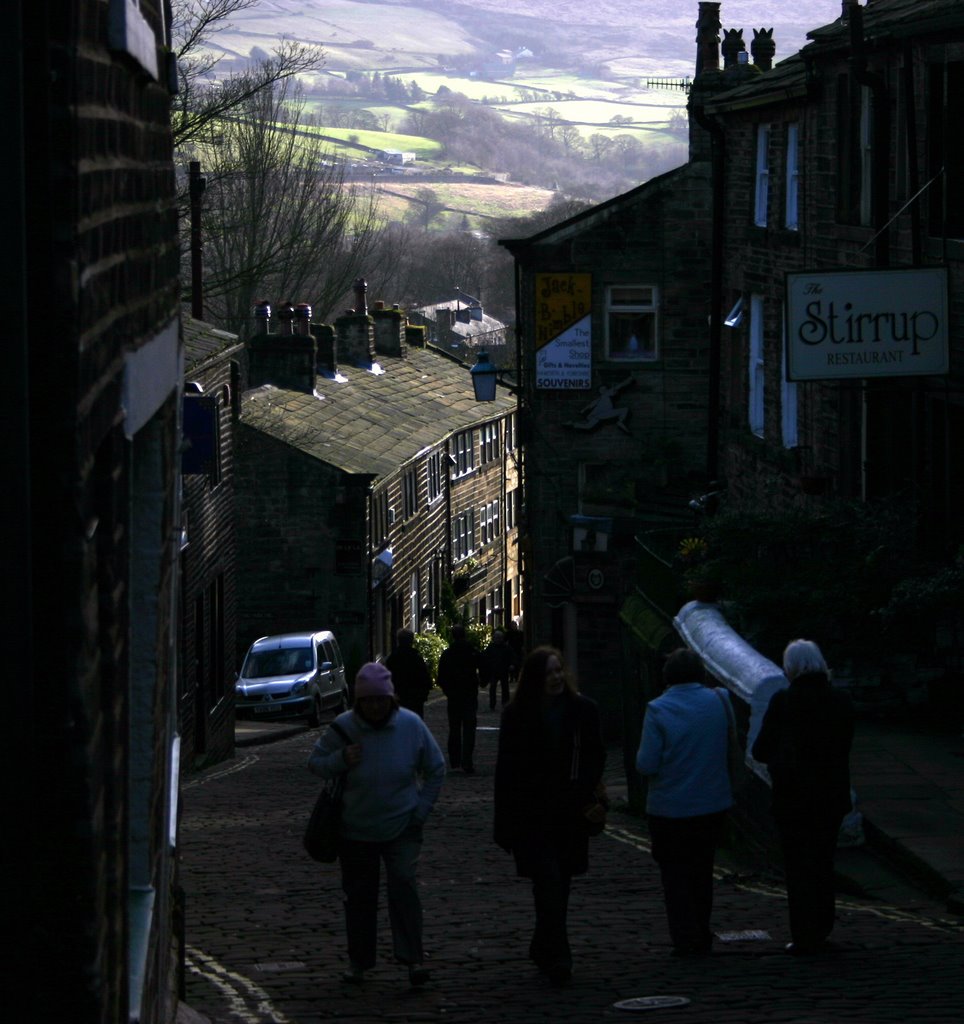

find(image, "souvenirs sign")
[535,273,592,389]
[785,268,948,380]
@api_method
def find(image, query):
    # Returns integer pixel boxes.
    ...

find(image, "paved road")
[180,701,964,1023]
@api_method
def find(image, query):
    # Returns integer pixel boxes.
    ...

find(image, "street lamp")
[470,350,499,402]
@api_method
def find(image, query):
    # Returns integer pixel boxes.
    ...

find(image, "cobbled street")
[181,700,964,1023]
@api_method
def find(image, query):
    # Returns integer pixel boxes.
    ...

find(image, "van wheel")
[307,696,322,728]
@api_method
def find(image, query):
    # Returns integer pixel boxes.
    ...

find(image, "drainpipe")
[901,42,921,265]
[849,2,890,501]
[850,2,889,268]
[691,104,725,483]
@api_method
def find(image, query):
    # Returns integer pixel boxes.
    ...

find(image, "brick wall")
[23,1,182,1018]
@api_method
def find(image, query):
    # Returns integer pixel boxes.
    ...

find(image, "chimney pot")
[353,278,368,316]
[294,302,313,336]
[254,300,272,330]
[695,2,722,76]
[276,302,295,336]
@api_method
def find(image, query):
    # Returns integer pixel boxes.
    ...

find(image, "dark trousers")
[648,811,726,953]
[488,674,510,710]
[446,693,477,769]
[777,812,843,947]
[529,852,572,971]
[339,826,424,969]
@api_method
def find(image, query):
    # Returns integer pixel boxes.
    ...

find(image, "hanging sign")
[535,273,592,389]
[785,268,948,380]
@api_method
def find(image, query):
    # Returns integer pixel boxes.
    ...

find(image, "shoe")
[785,941,824,956]
[341,964,365,984]
[546,963,572,988]
[408,964,431,987]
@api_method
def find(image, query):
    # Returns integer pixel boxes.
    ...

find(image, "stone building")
[698,0,964,707]
[408,290,511,367]
[180,318,245,767]
[11,1,183,1021]
[501,65,718,735]
[234,292,518,684]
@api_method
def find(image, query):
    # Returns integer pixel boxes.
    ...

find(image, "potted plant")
[677,536,723,603]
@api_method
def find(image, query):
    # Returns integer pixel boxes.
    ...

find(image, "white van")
[235,631,348,727]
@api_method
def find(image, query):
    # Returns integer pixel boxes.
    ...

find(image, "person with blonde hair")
[752,639,854,955]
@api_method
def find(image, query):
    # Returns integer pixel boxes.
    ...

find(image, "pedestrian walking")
[494,646,607,987]
[436,624,482,773]
[752,639,855,955]
[482,627,513,710]
[384,628,433,718]
[307,662,446,987]
[636,648,733,957]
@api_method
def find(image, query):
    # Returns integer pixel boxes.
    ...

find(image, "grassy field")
[191,0,844,224]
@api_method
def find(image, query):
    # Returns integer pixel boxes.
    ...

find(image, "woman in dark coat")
[494,646,607,987]
[752,639,854,955]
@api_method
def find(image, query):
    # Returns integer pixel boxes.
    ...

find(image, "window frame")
[784,122,800,231]
[453,430,476,477]
[604,284,659,362]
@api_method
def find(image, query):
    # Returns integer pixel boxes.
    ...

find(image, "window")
[479,500,500,545]
[427,451,443,503]
[505,412,515,451]
[505,487,518,531]
[402,467,418,519]
[453,510,476,562]
[754,124,770,227]
[371,489,389,545]
[409,572,420,628]
[480,422,500,464]
[927,61,964,239]
[780,305,798,448]
[785,122,799,230]
[606,285,658,361]
[749,294,765,437]
[453,430,475,477]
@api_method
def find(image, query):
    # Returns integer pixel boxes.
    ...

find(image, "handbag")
[715,688,748,795]
[571,729,608,836]
[303,721,352,862]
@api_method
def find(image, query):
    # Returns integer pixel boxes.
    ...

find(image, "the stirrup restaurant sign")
[785,268,948,381]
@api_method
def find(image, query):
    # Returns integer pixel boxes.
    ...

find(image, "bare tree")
[196,81,384,334]
[171,0,324,150]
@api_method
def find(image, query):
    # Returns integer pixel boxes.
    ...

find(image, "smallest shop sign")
[785,267,949,381]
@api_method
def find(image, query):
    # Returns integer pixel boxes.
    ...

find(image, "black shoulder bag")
[304,720,352,863]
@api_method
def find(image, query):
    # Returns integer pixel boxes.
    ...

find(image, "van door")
[323,636,345,695]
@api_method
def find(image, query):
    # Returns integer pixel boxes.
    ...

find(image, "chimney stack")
[695,2,721,76]
[247,300,317,393]
[372,300,407,358]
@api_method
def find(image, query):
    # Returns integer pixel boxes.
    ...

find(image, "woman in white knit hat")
[308,661,445,987]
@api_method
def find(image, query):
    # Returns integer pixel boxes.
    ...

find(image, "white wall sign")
[785,268,948,380]
[536,315,592,389]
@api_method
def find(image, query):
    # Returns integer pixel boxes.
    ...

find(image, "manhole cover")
[613,996,692,1012]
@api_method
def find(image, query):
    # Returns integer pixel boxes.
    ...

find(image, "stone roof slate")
[240,346,516,480]
[183,314,243,372]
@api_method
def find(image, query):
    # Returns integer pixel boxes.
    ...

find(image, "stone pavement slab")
[180,698,964,1023]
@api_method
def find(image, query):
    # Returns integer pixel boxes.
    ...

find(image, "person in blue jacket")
[636,648,733,956]
[308,662,445,987]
